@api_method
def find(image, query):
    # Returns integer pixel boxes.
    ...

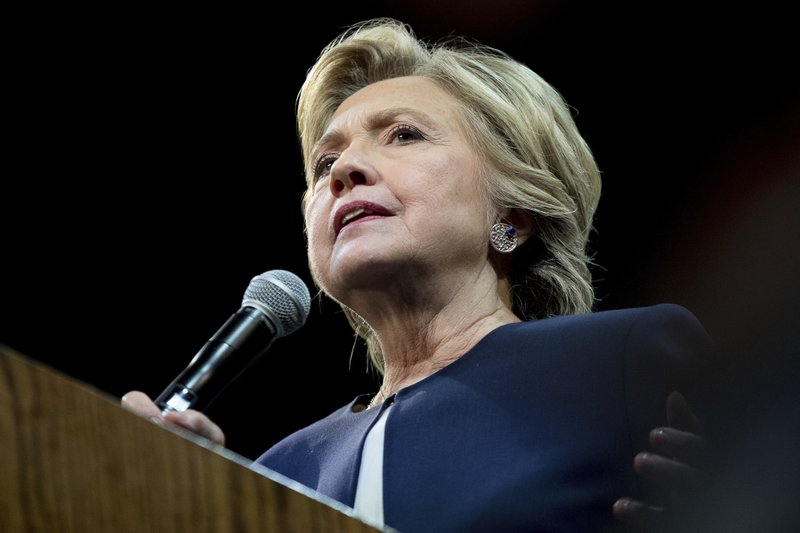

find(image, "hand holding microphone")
[120,390,229,445]
[121,269,310,445]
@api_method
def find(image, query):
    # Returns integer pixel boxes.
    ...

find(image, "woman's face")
[304,76,492,300]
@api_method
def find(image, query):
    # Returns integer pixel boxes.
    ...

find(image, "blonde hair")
[297,18,602,373]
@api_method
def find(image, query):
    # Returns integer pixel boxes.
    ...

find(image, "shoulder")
[491,303,714,382]
[461,304,713,382]
[503,303,710,346]
[550,302,704,327]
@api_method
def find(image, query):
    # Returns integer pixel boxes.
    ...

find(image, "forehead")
[329,76,466,130]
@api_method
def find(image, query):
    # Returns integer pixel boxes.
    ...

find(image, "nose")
[329,147,372,195]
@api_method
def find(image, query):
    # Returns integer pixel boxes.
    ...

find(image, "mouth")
[334,201,392,236]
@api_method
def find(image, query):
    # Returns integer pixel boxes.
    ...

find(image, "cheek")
[413,158,487,216]
[303,202,330,275]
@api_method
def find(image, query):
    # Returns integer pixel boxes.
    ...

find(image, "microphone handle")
[155,306,277,414]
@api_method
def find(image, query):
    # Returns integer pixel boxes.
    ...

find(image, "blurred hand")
[120,390,226,447]
[613,391,708,531]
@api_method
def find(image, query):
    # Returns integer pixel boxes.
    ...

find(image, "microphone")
[154,269,311,414]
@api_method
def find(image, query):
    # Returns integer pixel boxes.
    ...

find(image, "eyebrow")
[312,107,439,155]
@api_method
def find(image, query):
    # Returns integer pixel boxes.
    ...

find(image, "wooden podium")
[0,345,380,532]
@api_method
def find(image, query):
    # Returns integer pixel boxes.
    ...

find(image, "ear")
[503,208,536,246]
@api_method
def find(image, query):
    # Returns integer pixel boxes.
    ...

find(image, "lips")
[333,200,393,236]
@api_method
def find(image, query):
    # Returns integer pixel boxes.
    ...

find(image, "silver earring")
[490,223,518,253]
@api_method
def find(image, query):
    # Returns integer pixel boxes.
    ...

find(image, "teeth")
[341,208,369,225]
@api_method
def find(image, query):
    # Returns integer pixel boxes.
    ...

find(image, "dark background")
[3,2,798,529]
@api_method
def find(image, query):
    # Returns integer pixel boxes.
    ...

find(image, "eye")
[313,153,338,181]
[388,123,425,144]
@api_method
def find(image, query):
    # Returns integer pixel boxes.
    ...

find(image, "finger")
[634,452,704,494]
[649,426,707,466]
[120,390,163,423]
[612,497,665,531]
[666,391,702,434]
[164,409,226,447]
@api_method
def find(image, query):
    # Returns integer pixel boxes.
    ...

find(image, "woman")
[123,18,712,532]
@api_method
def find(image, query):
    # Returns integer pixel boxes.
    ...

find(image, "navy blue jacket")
[256,304,713,532]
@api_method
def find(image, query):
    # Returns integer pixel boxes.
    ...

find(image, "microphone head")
[242,270,311,337]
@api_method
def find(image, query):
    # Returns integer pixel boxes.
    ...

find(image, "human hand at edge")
[120,390,226,447]
[613,390,708,531]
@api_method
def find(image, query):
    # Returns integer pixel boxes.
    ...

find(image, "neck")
[346,265,519,405]
[370,306,519,405]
